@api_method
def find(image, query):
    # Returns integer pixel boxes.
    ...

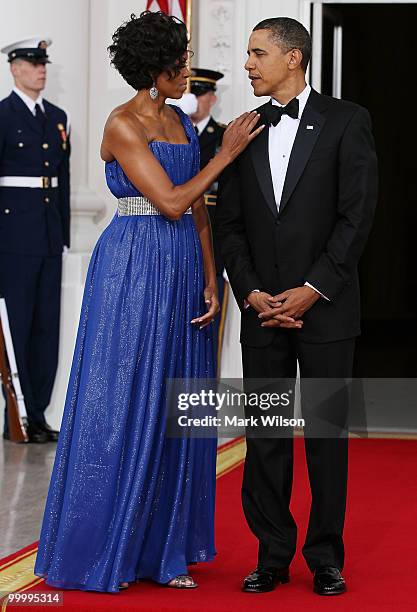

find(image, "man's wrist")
[304,282,330,301]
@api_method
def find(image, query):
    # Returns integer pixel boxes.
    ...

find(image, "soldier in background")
[190,68,228,375]
[0,38,70,443]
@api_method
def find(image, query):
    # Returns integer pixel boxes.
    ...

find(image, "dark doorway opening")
[320,3,417,376]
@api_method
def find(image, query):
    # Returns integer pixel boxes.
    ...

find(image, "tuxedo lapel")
[10,91,43,136]
[279,90,327,213]
[250,103,277,218]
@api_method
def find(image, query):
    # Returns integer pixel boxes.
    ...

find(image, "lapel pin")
[207,126,215,133]
[307,125,314,130]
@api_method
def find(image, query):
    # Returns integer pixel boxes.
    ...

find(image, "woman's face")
[155,53,191,99]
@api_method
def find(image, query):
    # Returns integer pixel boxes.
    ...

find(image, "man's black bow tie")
[264,98,299,126]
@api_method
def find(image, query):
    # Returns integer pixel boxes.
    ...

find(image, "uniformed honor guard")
[190,68,228,375]
[0,37,70,443]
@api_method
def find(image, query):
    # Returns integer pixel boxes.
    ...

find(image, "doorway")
[311,3,417,377]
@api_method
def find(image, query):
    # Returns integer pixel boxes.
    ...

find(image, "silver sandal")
[119,582,129,590]
[167,574,198,589]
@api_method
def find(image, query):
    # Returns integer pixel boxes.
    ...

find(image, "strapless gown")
[34,105,217,592]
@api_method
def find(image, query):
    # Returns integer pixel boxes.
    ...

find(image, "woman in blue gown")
[34,11,263,593]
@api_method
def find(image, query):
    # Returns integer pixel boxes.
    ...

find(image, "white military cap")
[1,37,52,63]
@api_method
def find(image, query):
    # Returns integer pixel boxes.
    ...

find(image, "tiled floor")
[0,436,56,559]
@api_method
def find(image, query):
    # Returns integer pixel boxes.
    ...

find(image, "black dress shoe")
[242,567,290,593]
[41,422,60,442]
[27,421,48,444]
[313,566,346,595]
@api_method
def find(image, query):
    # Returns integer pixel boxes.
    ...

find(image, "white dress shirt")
[13,86,45,115]
[269,84,311,211]
[12,86,71,134]
[195,115,211,135]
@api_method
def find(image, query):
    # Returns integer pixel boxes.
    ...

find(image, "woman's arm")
[192,197,216,289]
[101,111,263,221]
[190,197,219,328]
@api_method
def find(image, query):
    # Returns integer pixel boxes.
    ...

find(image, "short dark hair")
[108,11,188,91]
[253,17,311,72]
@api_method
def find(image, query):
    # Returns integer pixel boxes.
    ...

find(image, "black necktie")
[35,103,46,129]
[194,125,199,135]
[264,98,299,127]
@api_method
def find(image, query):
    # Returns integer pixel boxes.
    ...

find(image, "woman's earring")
[149,82,159,101]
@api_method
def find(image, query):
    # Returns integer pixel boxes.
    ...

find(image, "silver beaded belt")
[117,196,192,216]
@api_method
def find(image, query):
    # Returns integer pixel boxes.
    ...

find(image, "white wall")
[0,0,89,189]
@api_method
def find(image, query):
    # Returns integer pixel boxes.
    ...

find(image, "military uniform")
[0,38,70,441]
[191,69,228,375]
[197,116,225,278]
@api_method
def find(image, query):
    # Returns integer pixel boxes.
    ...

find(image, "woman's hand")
[220,111,265,162]
[191,287,220,330]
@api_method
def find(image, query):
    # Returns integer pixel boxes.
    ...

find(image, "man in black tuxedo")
[216,18,377,595]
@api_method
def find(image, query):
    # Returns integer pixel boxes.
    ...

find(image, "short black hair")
[108,11,188,91]
[253,17,311,72]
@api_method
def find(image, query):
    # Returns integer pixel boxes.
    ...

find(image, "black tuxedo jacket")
[216,89,378,346]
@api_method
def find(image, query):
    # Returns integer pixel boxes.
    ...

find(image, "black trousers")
[0,253,62,432]
[241,331,355,572]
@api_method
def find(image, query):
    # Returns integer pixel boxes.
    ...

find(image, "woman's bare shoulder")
[104,105,149,140]
[100,104,148,161]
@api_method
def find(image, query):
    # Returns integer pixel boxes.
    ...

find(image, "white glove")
[166,93,198,115]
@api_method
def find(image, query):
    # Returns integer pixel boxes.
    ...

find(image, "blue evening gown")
[34,105,217,592]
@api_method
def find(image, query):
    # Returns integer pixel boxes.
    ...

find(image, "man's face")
[190,90,217,123]
[11,59,47,94]
[245,29,292,97]
[197,91,217,118]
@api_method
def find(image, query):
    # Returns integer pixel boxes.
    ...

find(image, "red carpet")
[2,438,417,611]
